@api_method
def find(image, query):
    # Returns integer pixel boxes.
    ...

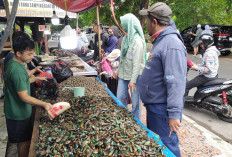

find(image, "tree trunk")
[139,0,149,29]
[0,0,19,55]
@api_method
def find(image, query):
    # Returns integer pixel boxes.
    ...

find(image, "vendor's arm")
[28,66,43,77]
[12,73,52,111]
[162,48,187,129]
[29,75,47,83]
[17,90,52,111]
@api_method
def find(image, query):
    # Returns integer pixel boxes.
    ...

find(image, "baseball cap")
[197,24,201,28]
[139,2,172,24]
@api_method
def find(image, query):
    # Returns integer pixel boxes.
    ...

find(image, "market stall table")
[28,77,175,157]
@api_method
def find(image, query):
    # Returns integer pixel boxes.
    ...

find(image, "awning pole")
[76,13,79,29]
[0,0,19,55]
[96,5,102,79]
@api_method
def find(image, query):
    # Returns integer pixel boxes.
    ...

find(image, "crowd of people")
[3,1,220,157]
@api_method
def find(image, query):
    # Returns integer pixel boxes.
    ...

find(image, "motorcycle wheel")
[217,97,232,123]
[217,113,232,123]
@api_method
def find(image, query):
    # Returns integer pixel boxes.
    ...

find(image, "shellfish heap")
[50,49,76,58]
[57,76,110,102]
[37,96,166,157]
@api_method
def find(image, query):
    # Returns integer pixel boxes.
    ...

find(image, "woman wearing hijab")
[103,27,120,96]
[116,14,146,121]
[104,28,118,54]
[108,26,123,50]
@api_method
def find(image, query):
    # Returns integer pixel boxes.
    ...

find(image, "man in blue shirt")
[139,2,187,156]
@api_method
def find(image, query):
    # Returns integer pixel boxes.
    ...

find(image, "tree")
[51,0,232,34]
[78,0,142,28]
[151,0,232,31]
[139,0,149,29]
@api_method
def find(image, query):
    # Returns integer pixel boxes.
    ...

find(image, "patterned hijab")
[120,13,146,61]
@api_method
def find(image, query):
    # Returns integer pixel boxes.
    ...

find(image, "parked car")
[180,24,232,56]
[84,26,109,50]
[48,32,60,49]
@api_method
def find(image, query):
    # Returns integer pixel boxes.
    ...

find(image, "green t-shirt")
[4,60,31,120]
[195,29,203,40]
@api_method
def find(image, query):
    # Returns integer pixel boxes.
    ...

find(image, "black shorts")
[6,117,33,143]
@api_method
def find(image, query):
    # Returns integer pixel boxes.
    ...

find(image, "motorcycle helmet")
[200,25,214,49]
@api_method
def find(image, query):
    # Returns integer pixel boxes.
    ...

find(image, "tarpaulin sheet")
[46,0,109,13]
[96,77,175,157]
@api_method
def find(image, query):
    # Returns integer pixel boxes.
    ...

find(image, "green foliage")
[24,25,32,36]
[51,0,232,34]
[78,0,141,28]
[150,0,232,31]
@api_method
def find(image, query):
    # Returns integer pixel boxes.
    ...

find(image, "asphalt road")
[184,53,232,144]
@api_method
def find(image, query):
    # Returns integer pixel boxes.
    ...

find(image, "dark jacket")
[140,26,187,119]
[105,35,118,53]
[93,30,109,61]
[110,26,123,50]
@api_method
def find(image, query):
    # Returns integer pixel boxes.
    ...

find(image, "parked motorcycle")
[185,78,232,123]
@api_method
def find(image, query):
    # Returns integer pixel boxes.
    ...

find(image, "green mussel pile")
[36,96,166,157]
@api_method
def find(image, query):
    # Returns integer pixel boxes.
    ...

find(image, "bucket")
[62,87,85,97]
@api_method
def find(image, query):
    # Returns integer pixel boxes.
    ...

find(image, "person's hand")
[128,82,136,94]
[35,66,43,73]
[189,32,193,35]
[90,60,95,65]
[101,49,105,55]
[44,103,53,111]
[113,72,118,80]
[36,77,47,81]
[169,119,181,132]
[30,75,35,79]
[190,62,198,71]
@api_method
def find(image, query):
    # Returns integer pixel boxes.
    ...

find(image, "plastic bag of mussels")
[52,62,73,83]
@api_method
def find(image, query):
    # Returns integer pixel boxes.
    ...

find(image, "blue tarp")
[96,77,175,157]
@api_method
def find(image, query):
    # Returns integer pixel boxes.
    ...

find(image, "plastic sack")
[48,102,71,120]
[52,62,73,83]
[106,49,120,62]
[38,78,58,100]
[36,72,53,87]
[101,57,113,78]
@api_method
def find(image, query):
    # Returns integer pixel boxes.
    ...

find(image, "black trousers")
[101,75,118,96]
[186,75,218,95]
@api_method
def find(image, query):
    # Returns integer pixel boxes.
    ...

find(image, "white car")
[48,33,60,49]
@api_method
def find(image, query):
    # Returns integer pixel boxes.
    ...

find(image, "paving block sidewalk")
[137,104,232,157]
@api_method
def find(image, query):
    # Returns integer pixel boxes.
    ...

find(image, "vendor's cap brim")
[139,10,149,16]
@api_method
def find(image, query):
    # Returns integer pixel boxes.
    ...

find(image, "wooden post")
[96,5,102,78]
[76,13,79,29]
[0,0,19,55]
[44,34,49,55]
[4,0,14,46]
